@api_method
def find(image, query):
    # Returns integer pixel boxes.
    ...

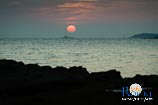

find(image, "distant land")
[130,33,158,39]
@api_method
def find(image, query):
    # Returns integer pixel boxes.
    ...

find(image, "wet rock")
[0,59,157,105]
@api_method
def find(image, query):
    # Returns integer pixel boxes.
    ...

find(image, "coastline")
[0,59,157,105]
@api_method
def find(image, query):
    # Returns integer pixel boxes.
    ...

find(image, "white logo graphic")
[129,83,142,96]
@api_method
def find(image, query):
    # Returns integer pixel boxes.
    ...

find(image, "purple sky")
[0,0,158,38]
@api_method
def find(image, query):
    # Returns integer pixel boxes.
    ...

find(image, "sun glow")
[66,25,77,33]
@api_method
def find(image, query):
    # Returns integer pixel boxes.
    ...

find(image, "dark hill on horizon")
[130,33,158,39]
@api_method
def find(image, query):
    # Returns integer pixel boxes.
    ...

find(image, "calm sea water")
[0,38,158,77]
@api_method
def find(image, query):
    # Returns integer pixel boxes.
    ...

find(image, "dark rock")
[90,69,123,88]
[90,69,122,81]
[0,59,157,105]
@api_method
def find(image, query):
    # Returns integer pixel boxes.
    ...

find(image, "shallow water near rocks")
[0,38,158,77]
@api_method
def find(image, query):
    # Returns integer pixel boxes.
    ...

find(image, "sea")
[0,37,158,77]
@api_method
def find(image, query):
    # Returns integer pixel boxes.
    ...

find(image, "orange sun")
[66,25,76,33]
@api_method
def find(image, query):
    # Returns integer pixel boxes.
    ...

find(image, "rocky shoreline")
[0,59,157,105]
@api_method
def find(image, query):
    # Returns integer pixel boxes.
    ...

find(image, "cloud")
[57,2,96,9]
[8,1,23,8]
[74,0,97,2]
[32,1,100,24]
[3,0,156,25]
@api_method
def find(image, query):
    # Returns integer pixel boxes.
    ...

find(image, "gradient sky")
[0,0,158,38]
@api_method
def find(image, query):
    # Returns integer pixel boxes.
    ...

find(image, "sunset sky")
[0,0,158,38]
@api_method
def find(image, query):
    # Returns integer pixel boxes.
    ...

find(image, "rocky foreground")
[0,59,158,105]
